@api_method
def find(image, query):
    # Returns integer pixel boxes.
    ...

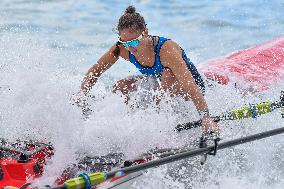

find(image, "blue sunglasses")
[118,32,144,48]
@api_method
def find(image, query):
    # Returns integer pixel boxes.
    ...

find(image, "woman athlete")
[80,6,219,135]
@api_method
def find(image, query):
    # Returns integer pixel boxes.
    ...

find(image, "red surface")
[0,144,53,189]
[0,158,40,188]
[200,35,284,92]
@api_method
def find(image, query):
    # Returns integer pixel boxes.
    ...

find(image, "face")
[119,28,147,52]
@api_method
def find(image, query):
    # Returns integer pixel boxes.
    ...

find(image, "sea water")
[0,0,284,188]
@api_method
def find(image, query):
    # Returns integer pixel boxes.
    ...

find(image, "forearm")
[81,46,119,94]
[185,82,208,112]
[81,64,102,94]
[174,72,208,113]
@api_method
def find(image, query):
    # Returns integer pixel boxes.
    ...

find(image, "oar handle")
[175,117,220,132]
[175,120,201,132]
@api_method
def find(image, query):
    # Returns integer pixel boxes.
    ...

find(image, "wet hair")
[117,6,146,32]
[113,6,146,58]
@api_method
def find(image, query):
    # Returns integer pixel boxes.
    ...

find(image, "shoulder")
[159,39,183,64]
[160,39,181,53]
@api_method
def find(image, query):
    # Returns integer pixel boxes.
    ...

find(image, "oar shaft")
[217,126,284,150]
[107,126,284,178]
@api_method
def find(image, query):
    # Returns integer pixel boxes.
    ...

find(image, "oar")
[175,91,284,132]
[48,126,284,189]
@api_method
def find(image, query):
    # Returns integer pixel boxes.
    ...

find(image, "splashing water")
[1,32,284,188]
[1,0,284,188]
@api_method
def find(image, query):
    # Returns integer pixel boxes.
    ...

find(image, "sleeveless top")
[129,36,205,93]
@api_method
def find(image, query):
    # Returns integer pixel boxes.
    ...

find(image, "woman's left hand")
[201,116,220,136]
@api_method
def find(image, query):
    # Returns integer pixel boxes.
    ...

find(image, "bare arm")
[81,44,119,94]
[160,41,219,134]
[160,41,207,112]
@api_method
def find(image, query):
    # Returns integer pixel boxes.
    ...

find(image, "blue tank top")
[129,36,205,92]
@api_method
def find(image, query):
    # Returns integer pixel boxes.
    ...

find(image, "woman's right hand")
[71,91,88,107]
[81,72,95,94]
[71,91,94,117]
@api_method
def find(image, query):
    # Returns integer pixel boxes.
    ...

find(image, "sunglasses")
[118,32,144,48]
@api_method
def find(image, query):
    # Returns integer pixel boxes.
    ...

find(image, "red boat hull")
[200,35,284,93]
